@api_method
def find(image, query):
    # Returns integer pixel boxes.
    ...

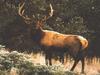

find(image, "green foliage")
[0,49,79,75]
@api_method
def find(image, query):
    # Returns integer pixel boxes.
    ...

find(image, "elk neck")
[30,26,45,44]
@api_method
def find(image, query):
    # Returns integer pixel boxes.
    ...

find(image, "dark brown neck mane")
[30,26,44,44]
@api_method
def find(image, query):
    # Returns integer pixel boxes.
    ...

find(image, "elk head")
[18,2,54,30]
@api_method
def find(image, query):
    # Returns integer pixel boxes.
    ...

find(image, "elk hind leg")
[79,50,85,73]
[80,55,85,74]
[70,58,80,71]
[81,58,85,73]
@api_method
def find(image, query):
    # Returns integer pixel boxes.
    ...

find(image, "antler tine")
[42,4,54,22]
[49,4,54,17]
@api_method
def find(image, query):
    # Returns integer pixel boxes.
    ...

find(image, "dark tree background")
[0,0,100,57]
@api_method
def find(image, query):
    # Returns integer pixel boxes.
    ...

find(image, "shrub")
[0,49,78,75]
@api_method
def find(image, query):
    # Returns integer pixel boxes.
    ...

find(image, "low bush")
[0,49,78,75]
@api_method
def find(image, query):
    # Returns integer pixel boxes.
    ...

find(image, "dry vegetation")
[0,48,78,75]
[0,47,99,75]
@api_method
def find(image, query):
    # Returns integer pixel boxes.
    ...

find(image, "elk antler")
[36,4,54,28]
[49,4,54,17]
[18,2,35,24]
[42,4,54,22]
[18,3,53,26]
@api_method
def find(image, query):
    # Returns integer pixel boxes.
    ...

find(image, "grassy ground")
[65,59,100,75]
[0,48,78,75]
[0,48,100,75]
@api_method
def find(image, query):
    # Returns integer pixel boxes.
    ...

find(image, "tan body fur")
[40,30,88,49]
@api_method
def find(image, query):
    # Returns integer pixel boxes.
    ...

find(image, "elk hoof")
[80,71,86,75]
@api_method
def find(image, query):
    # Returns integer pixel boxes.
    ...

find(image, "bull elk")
[18,3,88,73]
